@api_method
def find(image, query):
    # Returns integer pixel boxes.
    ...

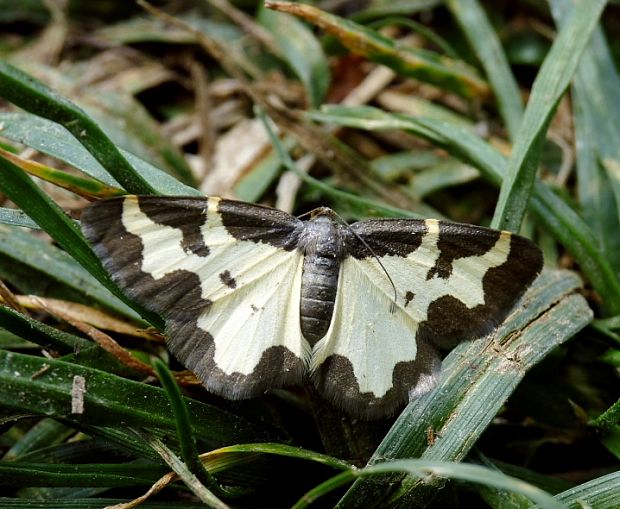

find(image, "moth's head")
[308,207,338,220]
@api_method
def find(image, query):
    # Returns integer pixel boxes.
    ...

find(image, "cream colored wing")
[311,218,542,418]
[81,195,309,399]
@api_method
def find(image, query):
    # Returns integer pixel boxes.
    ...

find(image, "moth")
[81,196,543,419]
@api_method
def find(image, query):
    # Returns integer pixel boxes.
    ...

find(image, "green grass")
[0,1,619,508]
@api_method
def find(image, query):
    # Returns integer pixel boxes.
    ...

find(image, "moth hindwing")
[81,195,543,419]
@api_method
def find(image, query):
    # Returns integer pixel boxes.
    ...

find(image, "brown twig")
[0,279,28,316]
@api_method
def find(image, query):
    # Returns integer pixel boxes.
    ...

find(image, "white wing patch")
[200,253,307,375]
[121,196,309,377]
[311,259,419,398]
[312,219,512,399]
[394,219,512,319]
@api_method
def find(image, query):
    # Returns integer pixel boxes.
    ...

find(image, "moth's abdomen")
[298,213,345,345]
[300,253,340,345]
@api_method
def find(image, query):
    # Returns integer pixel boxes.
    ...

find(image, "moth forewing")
[193,249,308,379]
[81,195,310,399]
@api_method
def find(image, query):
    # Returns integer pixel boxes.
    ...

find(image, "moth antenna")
[297,207,334,221]
[356,235,398,314]
[328,210,399,313]
[296,210,314,221]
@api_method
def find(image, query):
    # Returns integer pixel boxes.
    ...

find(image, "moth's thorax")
[298,213,346,258]
[299,214,346,345]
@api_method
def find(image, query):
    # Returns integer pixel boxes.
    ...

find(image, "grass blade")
[555,470,620,509]
[0,499,204,508]
[367,461,564,509]
[0,147,124,199]
[265,1,489,99]
[0,462,169,487]
[561,7,620,275]
[134,430,229,509]
[445,0,523,140]
[153,359,235,498]
[258,5,330,108]
[491,0,606,232]
[0,112,200,196]
[0,304,90,353]
[0,208,39,229]
[590,399,620,432]
[2,418,74,461]
[0,225,139,320]
[209,443,352,472]
[0,350,275,445]
[0,60,157,195]
[297,460,564,509]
